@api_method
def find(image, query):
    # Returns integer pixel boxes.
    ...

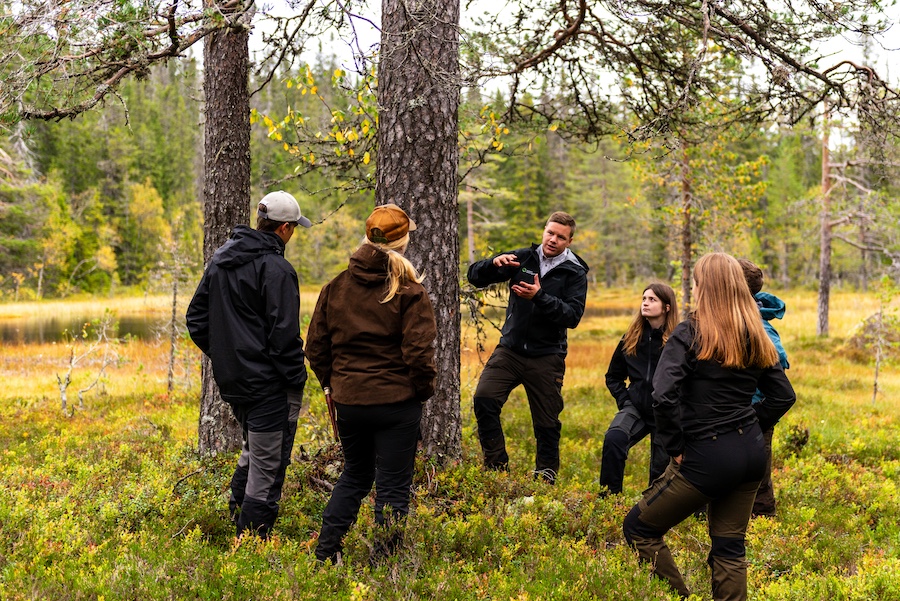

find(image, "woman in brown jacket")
[306,204,436,565]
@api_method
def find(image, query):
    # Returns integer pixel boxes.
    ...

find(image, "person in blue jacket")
[467,211,589,484]
[599,282,679,495]
[739,259,790,517]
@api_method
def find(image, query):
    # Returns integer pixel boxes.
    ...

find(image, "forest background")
[3,40,899,301]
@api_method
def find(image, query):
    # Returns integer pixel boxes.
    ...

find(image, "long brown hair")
[691,253,778,368]
[622,282,679,355]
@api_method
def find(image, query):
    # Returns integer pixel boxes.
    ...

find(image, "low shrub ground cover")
[0,289,898,600]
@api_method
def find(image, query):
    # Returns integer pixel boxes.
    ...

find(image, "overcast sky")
[249,1,900,90]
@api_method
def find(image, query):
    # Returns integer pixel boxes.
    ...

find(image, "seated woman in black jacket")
[600,282,678,495]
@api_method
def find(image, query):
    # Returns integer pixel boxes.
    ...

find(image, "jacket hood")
[755,291,786,322]
[348,244,390,287]
[211,225,285,269]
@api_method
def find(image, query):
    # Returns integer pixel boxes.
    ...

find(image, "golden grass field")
[1,286,895,415]
[464,287,897,396]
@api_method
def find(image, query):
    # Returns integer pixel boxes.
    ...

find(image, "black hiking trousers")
[315,398,422,562]
[599,403,669,494]
[473,346,566,483]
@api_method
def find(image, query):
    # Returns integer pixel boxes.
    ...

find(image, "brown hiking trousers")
[623,423,766,600]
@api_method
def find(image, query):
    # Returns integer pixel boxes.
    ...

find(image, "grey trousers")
[229,389,304,537]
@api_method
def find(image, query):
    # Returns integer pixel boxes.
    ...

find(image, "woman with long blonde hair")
[306,203,436,565]
[623,253,796,601]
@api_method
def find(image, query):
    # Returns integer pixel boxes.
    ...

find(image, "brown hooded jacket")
[305,244,436,406]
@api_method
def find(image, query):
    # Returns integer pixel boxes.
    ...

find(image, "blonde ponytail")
[362,235,425,303]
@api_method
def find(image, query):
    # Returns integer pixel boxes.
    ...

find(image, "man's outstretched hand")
[492,253,520,268]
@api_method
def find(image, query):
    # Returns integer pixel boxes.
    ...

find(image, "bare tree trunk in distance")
[817,110,832,337]
[378,0,462,462]
[466,195,475,265]
[680,146,693,317]
[168,273,178,395]
[872,300,883,405]
[779,241,790,288]
[197,9,251,454]
[858,198,869,292]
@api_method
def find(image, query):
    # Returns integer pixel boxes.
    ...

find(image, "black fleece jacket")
[186,225,307,403]
[605,324,665,418]
[467,244,589,357]
[651,320,796,457]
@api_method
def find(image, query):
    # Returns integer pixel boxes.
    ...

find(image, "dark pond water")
[0,304,631,345]
[0,315,165,345]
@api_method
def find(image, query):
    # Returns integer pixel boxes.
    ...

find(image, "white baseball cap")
[257,191,312,227]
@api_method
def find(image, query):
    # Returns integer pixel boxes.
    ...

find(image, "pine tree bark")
[197,14,250,454]
[378,0,462,461]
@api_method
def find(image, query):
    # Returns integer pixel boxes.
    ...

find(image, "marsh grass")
[0,295,174,320]
[1,288,898,600]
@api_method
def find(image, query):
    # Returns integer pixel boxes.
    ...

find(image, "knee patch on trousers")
[474,397,504,439]
[246,430,284,501]
[603,427,630,450]
[474,396,503,414]
[710,535,745,558]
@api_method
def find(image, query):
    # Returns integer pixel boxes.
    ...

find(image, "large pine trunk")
[197,20,251,454]
[378,0,462,461]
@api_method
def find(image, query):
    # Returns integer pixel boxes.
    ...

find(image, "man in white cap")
[187,191,312,538]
